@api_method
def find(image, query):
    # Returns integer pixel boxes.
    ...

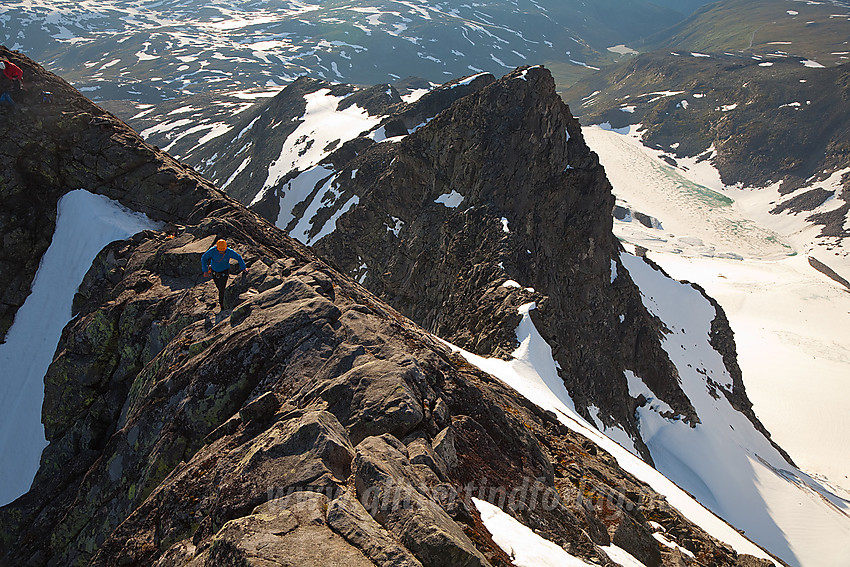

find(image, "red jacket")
[2,62,23,81]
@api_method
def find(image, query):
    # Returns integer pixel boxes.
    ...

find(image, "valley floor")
[583,124,850,499]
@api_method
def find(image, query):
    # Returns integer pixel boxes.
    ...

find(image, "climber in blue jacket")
[201,239,246,309]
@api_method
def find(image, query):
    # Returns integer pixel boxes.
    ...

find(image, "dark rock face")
[191,71,496,215]
[294,66,700,454]
[0,210,768,567]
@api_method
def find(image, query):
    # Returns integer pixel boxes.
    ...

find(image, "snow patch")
[386,216,404,236]
[434,190,464,208]
[473,498,595,566]
[621,252,850,566]
[0,190,162,507]
[256,88,383,205]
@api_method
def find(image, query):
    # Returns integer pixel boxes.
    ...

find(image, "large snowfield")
[444,304,780,564]
[449,289,850,566]
[0,190,161,507]
[582,125,850,566]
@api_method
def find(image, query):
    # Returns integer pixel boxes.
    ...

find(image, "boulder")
[353,435,491,567]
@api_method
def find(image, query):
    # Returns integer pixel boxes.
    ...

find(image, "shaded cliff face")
[269,66,698,453]
[0,51,776,567]
[0,46,222,342]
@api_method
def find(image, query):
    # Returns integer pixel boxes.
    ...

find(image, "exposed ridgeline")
[218,66,775,461]
[0,46,223,342]
[0,50,776,567]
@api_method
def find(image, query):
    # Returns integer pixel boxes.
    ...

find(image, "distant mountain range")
[638,0,850,67]
[1,0,713,101]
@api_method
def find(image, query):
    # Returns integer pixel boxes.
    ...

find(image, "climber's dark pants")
[0,76,21,93]
[212,270,229,308]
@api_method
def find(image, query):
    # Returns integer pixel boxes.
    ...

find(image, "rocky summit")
[216,64,778,462]
[0,48,778,566]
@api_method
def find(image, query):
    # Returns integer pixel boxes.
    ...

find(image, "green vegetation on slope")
[638,0,850,67]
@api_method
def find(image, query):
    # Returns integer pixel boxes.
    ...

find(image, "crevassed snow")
[473,498,595,567]
[0,190,161,507]
[584,125,788,260]
[442,302,777,563]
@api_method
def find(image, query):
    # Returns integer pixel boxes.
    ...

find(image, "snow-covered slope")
[577,124,850,567]
[449,287,850,567]
[444,303,780,564]
[586,125,850,496]
[250,88,384,207]
[0,190,161,507]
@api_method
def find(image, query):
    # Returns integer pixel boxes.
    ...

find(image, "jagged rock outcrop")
[0,50,776,567]
[246,65,708,455]
[0,216,772,567]
[0,45,221,342]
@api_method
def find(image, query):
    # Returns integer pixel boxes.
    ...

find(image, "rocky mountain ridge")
[158,61,850,566]
[0,46,222,342]
[182,62,786,469]
[0,48,778,567]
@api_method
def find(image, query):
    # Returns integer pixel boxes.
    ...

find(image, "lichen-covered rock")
[188,492,376,567]
[353,435,491,567]
[0,46,224,343]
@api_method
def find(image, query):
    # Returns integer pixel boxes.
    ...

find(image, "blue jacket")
[201,246,246,273]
